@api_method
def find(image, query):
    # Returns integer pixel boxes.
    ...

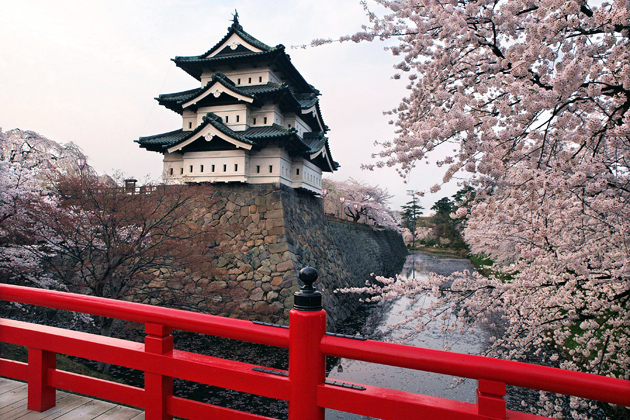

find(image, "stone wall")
[138,183,407,327]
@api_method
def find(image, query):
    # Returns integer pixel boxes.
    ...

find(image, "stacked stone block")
[138,183,407,327]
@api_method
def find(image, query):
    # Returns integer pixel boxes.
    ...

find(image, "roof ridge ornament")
[231,10,242,31]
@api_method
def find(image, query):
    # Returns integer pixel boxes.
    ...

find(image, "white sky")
[0,0,461,211]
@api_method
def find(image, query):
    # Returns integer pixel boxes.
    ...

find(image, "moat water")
[325,251,482,420]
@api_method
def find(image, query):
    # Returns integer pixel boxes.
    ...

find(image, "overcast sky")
[0,0,462,211]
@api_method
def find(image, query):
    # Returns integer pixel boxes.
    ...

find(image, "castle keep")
[136,15,338,195]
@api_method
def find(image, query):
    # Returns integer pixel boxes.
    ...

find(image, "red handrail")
[1,282,629,420]
[0,283,288,348]
[321,335,630,406]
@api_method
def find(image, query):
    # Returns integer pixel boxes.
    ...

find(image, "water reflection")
[326,251,483,420]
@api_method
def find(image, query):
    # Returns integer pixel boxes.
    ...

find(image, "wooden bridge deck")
[0,377,144,419]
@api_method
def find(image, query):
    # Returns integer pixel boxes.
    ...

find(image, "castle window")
[296,168,300,175]
[223,164,227,172]
[248,77,251,84]
[225,116,229,123]
[188,122,192,129]
[269,165,273,173]
[288,124,292,128]
[256,165,260,173]
[237,78,241,85]
[169,168,173,176]
[236,115,240,122]
[212,165,215,172]
[253,118,256,125]
[189,165,193,173]
[264,117,267,124]
[234,164,238,171]
[200,165,204,173]
[259,76,262,82]
[180,168,183,175]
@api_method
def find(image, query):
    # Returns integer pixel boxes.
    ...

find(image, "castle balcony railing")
[0,268,628,420]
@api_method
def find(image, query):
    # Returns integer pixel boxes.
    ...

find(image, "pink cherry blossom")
[330,1,629,416]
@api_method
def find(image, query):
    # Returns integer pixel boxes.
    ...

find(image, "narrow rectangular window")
[225,116,229,123]
[189,165,193,173]
[180,168,183,175]
[188,122,192,129]
[269,165,273,173]
[259,76,262,82]
[200,165,204,173]
[253,118,256,125]
[237,78,241,85]
[236,115,240,122]
[264,117,267,124]
[296,168,300,175]
[256,165,260,173]
[212,165,215,172]
[169,168,173,176]
[223,164,227,172]
[248,77,251,83]
[234,164,238,171]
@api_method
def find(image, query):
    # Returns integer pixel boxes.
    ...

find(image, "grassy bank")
[407,245,468,258]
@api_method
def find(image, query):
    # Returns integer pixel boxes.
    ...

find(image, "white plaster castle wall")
[291,158,322,193]
[200,69,283,88]
[183,110,197,131]
[250,104,283,128]
[283,114,311,136]
[163,152,184,184]
[162,148,324,194]
[247,146,293,187]
[163,150,248,183]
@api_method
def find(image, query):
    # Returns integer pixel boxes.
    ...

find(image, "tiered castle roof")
[136,15,338,175]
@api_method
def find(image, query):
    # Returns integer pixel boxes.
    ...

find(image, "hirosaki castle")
[136,15,338,194]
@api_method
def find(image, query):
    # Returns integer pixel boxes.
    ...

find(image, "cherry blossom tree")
[20,174,220,338]
[0,161,44,284]
[323,178,398,228]
[0,128,87,286]
[326,1,628,416]
[1,130,221,343]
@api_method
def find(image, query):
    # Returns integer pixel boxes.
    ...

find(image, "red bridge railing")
[1,267,628,420]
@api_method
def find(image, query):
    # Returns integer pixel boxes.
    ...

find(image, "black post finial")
[294,267,322,311]
[232,10,240,26]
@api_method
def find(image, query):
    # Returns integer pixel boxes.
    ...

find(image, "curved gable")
[182,78,254,109]
[167,123,253,153]
[206,33,264,58]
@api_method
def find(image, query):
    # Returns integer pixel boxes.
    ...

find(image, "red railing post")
[289,267,326,420]
[27,348,56,412]
[477,379,507,419]
[145,323,174,420]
